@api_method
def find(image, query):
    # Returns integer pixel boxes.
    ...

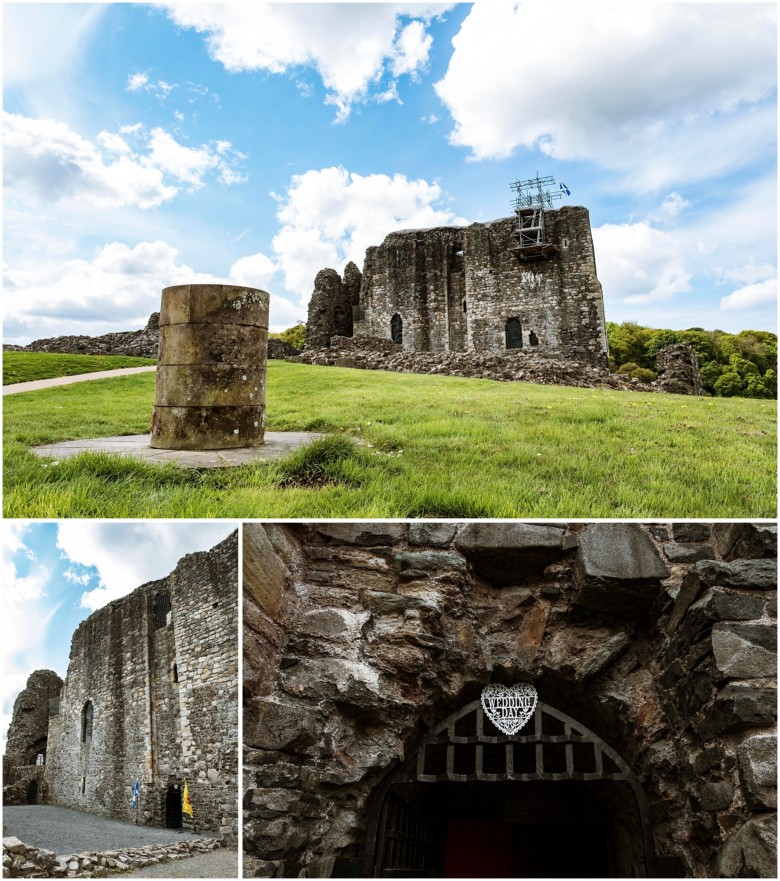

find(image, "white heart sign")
[481,683,538,735]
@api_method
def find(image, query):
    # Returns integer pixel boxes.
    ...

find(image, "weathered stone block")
[158,283,269,327]
[243,525,289,617]
[316,524,405,546]
[395,550,467,575]
[716,813,777,878]
[688,588,765,623]
[699,781,733,811]
[574,524,668,614]
[738,734,777,810]
[695,559,777,590]
[454,523,565,585]
[713,524,778,561]
[245,698,317,751]
[153,364,266,407]
[663,542,716,563]
[711,623,777,679]
[672,524,710,543]
[701,683,777,739]
[409,523,459,547]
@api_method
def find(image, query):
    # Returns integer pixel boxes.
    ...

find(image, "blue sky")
[1,520,235,749]
[3,2,777,345]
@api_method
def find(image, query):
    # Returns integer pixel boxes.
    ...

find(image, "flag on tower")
[559,181,571,196]
[131,777,140,809]
[182,780,193,817]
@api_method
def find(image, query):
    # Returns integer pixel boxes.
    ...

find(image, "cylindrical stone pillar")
[150,284,269,450]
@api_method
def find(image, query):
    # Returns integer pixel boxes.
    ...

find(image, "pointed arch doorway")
[363,698,655,878]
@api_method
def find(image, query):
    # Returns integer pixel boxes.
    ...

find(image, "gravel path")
[3,805,216,856]
[3,365,156,395]
[121,847,238,877]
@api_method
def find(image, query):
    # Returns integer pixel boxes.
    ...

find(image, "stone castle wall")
[309,206,609,367]
[44,532,238,837]
[243,522,776,878]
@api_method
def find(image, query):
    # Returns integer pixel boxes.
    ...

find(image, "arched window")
[81,701,93,743]
[35,752,45,766]
[391,314,403,345]
[505,318,523,349]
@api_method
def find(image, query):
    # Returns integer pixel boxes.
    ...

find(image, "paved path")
[122,847,238,877]
[3,365,156,395]
[31,431,325,468]
[2,805,217,856]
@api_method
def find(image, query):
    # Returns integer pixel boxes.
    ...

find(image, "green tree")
[277,323,306,350]
[607,322,654,370]
[713,371,745,397]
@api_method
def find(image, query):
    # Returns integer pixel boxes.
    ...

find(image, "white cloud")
[1,523,58,752]
[650,192,691,226]
[63,569,92,586]
[270,166,466,299]
[593,221,691,305]
[229,252,278,289]
[3,240,223,343]
[127,72,150,92]
[721,278,777,312]
[435,3,776,190]
[56,523,236,612]
[127,72,177,100]
[161,3,451,121]
[3,113,246,209]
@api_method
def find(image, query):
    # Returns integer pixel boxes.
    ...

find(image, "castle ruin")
[306,201,609,369]
[3,532,239,839]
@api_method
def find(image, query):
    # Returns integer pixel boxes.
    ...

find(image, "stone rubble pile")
[7,314,161,359]
[292,345,657,392]
[2,835,222,878]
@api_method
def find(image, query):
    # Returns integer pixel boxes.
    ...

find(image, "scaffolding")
[510,173,564,261]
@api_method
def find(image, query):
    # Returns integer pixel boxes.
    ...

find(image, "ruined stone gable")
[307,206,609,368]
[40,532,239,838]
[243,522,777,878]
[2,670,63,806]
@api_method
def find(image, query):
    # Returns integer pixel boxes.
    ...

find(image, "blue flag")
[559,181,571,196]
[131,777,140,809]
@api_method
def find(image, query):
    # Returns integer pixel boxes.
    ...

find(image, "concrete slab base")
[30,432,324,469]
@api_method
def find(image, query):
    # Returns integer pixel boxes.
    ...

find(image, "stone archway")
[363,698,655,878]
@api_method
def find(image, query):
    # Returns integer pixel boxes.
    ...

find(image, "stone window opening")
[529,330,539,346]
[462,300,467,313]
[81,700,93,743]
[505,318,523,349]
[391,314,403,346]
[172,663,179,683]
[35,752,45,766]
[154,592,172,629]
[81,776,86,795]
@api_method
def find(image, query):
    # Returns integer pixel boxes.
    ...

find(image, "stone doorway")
[26,780,38,805]
[364,699,654,878]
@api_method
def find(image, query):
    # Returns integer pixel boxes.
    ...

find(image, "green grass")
[3,361,776,518]
[3,351,156,384]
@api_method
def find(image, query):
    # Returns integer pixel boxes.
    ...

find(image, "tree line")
[607,322,777,399]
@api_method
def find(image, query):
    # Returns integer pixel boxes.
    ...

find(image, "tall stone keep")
[151,284,269,450]
[307,206,609,368]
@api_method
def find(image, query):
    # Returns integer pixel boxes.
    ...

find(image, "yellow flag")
[182,781,193,817]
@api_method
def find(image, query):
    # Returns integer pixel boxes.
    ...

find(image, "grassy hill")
[3,351,156,384]
[3,359,775,518]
